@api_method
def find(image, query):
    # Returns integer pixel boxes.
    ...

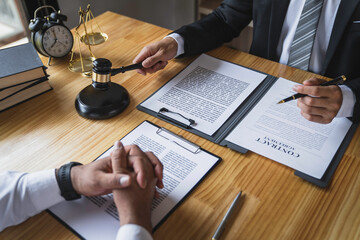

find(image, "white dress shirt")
[0,170,153,240]
[168,0,355,118]
[276,0,355,118]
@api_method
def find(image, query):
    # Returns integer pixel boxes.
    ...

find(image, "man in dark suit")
[133,0,360,124]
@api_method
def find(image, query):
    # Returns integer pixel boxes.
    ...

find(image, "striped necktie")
[287,0,324,71]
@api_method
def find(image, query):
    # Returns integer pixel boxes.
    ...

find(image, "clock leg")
[47,56,52,66]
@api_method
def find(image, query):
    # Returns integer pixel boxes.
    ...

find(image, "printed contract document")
[137,54,356,186]
[49,121,220,239]
[225,78,352,179]
[140,54,266,135]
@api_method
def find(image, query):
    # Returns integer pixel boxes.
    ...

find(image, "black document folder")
[137,54,358,188]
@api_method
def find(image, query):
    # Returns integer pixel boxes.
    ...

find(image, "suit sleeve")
[344,78,360,123]
[173,0,253,56]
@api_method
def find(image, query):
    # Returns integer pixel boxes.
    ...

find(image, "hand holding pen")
[279,75,346,124]
[278,75,346,104]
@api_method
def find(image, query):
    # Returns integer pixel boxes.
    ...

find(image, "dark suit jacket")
[174,0,360,123]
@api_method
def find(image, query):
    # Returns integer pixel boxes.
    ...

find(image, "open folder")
[49,121,220,239]
[137,54,358,188]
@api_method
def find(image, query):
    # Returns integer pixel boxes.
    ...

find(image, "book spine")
[0,88,52,113]
[0,77,49,101]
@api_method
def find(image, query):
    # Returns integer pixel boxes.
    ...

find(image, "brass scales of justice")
[68,5,144,119]
[68,5,108,76]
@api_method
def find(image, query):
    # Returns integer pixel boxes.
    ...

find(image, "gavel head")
[92,58,112,88]
[75,58,130,120]
[93,58,112,74]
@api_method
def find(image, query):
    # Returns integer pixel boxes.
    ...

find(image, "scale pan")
[68,57,95,76]
[80,32,108,45]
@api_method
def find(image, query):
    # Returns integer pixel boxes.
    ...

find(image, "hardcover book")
[0,42,47,89]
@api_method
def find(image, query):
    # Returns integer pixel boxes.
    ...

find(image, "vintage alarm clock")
[29,5,73,65]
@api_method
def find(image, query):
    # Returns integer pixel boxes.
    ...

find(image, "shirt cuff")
[336,85,356,118]
[165,33,185,57]
[116,224,153,240]
[26,169,64,212]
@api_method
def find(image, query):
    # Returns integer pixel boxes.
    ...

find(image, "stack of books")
[0,43,52,112]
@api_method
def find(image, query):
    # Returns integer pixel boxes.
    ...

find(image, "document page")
[224,78,352,179]
[140,54,266,135]
[49,121,220,239]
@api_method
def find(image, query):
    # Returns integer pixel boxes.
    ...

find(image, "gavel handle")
[111,62,143,76]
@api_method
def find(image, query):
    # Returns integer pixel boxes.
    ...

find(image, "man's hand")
[69,142,163,197]
[293,77,343,124]
[123,144,164,189]
[70,156,131,197]
[133,37,178,75]
[111,141,157,233]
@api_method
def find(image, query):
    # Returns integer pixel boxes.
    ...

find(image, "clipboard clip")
[157,107,196,129]
[156,127,201,154]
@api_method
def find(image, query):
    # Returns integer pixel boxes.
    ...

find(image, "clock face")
[42,25,73,57]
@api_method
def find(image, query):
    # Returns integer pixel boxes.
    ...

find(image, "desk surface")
[1,11,360,240]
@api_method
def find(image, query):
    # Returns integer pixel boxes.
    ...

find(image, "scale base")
[75,82,129,120]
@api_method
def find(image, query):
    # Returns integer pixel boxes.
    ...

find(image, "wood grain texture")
[0,11,359,240]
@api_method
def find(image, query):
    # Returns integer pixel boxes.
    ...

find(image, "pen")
[212,191,243,240]
[277,75,346,104]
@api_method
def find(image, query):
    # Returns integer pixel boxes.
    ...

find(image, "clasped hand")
[70,141,164,232]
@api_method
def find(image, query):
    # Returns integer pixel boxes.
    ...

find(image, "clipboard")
[136,54,358,188]
[48,120,221,239]
[137,56,278,149]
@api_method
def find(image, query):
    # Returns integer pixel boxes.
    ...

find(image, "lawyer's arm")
[133,37,178,76]
[133,0,251,75]
[133,1,360,124]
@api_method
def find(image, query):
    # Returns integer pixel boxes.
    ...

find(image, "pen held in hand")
[277,75,346,104]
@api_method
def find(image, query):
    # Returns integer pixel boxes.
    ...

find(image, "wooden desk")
[1,11,360,240]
